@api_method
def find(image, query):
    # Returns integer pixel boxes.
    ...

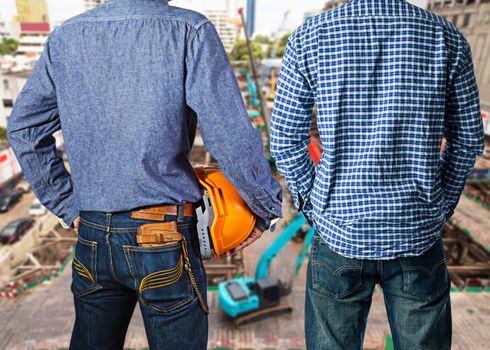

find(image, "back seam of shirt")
[305,15,465,42]
[62,15,210,31]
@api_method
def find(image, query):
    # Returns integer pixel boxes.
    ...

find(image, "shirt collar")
[108,0,169,4]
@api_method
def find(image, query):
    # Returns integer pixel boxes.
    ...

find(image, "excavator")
[217,213,314,326]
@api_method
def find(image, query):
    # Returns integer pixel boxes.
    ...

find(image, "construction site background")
[0,0,489,349]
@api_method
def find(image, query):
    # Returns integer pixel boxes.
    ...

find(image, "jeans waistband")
[79,208,195,233]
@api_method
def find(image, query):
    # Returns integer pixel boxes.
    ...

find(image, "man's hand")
[72,215,81,235]
[225,226,264,257]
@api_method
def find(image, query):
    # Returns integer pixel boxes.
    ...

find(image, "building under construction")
[0,0,489,349]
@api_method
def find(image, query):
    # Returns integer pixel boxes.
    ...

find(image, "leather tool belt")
[131,203,209,314]
[130,203,194,221]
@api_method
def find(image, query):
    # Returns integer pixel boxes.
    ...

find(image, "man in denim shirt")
[7,0,282,348]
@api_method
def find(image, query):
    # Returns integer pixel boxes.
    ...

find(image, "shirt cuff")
[55,196,79,229]
[443,207,455,222]
[255,216,281,232]
[255,216,271,232]
[58,217,71,229]
[251,187,283,220]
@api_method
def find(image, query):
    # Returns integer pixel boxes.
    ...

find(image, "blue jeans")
[69,210,208,350]
[305,234,451,350]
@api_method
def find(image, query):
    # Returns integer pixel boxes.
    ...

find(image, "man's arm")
[185,21,282,231]
[6,36,79,229]
[270,32,315,225]
[440,41,485,220]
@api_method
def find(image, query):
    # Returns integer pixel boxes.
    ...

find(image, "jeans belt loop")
[177,204,184,223]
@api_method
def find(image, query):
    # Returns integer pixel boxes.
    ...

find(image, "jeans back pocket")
[399,237,450,301]
[72,235,102,297]
[311,234,363,299]
[123,242,194,313]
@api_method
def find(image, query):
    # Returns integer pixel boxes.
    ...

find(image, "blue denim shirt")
[7,0,282,229]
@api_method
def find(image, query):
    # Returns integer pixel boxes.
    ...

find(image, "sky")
[171,0,329,35]
[0,0,428,35]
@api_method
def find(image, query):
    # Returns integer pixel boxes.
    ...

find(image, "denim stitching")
[122,244,182,253]
[122,245,194,313]
[77,234,97,248]
[402,258,447,276]
[378,260,384,281]
[123,247,139,291]
[311,236,363,299]
[79,217,191,233]
[400,258,450,300]
[140,294,196,314]
[79,218,107,231]
[72,237,101,297]
[65,15,209,31]
[105,232,121,283]
[402,274,450,301]
[311,260,362,276]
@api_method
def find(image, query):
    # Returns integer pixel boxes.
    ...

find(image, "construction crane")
[246,0,256,37]
[238,8,270,138]
[260,10,290,101]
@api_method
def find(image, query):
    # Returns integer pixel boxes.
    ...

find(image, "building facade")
[13,0,50,59]
[203,9,238,51]
[15,0,49,23]
[0,70,29,129]
[84,0,107,11]
[16,23,50,59]
[0,13,9,40]
[428,0,490,108]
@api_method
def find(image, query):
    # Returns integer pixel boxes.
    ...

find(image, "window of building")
[484,12,490,24]
[2,99,13,108]
[3,79,9,91]
[462,13,472,27]
[452,15,459,25]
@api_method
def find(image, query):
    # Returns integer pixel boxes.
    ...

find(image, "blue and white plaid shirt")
[271,0,484,259]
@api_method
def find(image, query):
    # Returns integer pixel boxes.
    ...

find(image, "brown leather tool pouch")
[136,221,183,247]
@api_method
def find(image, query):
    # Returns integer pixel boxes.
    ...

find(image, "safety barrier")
[0,252,72,298]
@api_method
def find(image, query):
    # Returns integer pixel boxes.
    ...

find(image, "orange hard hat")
[194,166,256,259]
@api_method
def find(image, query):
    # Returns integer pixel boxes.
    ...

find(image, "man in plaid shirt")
[271,0,484,349]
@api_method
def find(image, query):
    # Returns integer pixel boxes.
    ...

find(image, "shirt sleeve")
[6,37,79,229]
[270,31,315,225]
[440,40,485,220]
[185,21,283,228]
